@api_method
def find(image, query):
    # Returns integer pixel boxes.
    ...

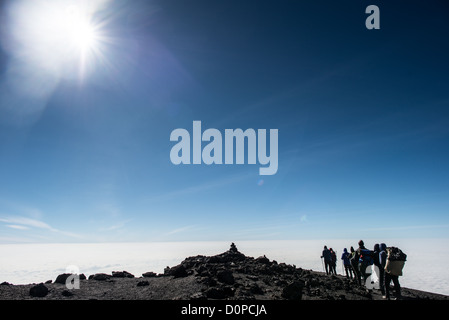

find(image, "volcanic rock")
[281,281,305,300]
[137,281,149,287]
[142,272,157,278]
[55,273,72,284]
[166,265,188,278]
[216,270,235,285]
[29,283,49,298]
[112,271,135,278]
[90,273,111,281]
[62,290,74,297]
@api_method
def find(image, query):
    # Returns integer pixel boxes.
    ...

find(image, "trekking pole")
[321,257,324,272]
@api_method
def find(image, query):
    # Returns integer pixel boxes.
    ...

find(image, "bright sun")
[4,0,109,81]
[64,5,98,53]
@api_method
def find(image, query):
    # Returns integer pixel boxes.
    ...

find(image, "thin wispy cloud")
[6,224,29,230]
[0,216,83,239]
[165,225,198,235]
[0,216,53,229]
[145,173,254,203]
[98,219,132,232]
[361,224,449,232]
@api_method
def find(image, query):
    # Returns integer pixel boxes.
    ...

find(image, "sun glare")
[3,0,110,82]
[64,5,98,53]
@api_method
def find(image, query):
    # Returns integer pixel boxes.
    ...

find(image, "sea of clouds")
[1,238,447,296]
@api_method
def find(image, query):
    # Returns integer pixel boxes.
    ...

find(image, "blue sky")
[0,0,448,243]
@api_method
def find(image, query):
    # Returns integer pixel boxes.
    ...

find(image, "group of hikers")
[321,240,406,300]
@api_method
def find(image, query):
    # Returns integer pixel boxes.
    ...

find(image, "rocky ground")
[1,243,448,301]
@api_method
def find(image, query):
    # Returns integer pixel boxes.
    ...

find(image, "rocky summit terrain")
[1,243,448,301]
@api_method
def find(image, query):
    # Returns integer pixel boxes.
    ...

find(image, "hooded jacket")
[322,247,332,262]
[379,243,387,268]
[373,243,381,267]
[341,248,351,266]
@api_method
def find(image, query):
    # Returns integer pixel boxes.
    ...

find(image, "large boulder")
[142,271,157,278]
[90,273,111,281]
[281,281,305,300]
[256,255,270,264]
[167,265,188,278]
[55,273,71,284]
[112,271,134,278]
[29,283,49,298]
[55,273,86,284]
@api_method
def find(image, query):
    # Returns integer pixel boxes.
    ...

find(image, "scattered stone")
[137,281,149,287]
[205,287,226,299]
[205,286,234,299]
[142,272,157,278]
[190,292,207,300]
[250,283,265,295]
[91,273,111,281]
[55,273,72,284]
[62,290,74,297]
[256,255,270,264]
[29,283,49,298]
[217,270,235,285]
[45,280,52,284]
[0,282,11,286]
[112,271,135,278]
[55,273,86,284]
[281,281,305,300]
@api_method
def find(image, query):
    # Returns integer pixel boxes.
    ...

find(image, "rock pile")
[161,243,398,300]
[161,243,313,300]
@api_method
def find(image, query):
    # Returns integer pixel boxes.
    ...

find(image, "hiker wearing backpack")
[356,240,374,286]
[372,244,381,290]
[321,246,332,275]
[383,246,406,300]
[341,248,353,279]
[350,246,361,285]
[329,248,337,275]
[379,243,387,297]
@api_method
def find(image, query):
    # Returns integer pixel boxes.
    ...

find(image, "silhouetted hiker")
[356,240,374,286]
[350,246,361,285]
[372,244,381,290]
[383,246,405,300]
[341,248,353,279]
[378,243,387,297]
[329,248,337,275]
[321,246,332,275]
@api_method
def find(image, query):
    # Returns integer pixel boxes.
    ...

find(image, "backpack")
[385,247,407,276]
[387,247,407,262]
[359,249,374,266]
